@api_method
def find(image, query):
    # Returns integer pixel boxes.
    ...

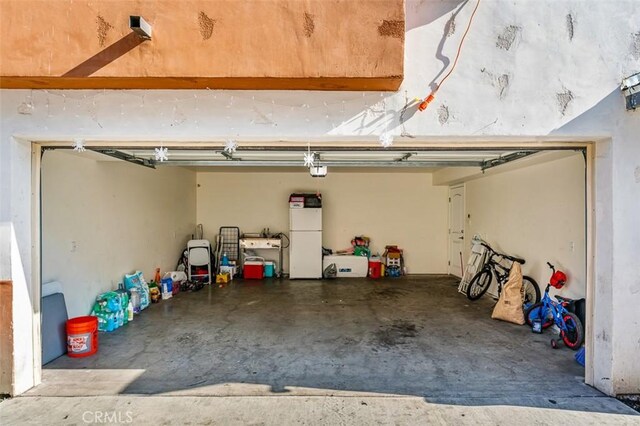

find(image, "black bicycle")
[466,243,540,304]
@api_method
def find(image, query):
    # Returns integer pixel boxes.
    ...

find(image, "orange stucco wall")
[0,0,404,90]
[0,280,12,395]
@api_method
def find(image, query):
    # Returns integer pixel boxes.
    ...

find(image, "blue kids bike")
[524,262,584,350]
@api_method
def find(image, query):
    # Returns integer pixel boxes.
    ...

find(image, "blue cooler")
[264,261,276,278]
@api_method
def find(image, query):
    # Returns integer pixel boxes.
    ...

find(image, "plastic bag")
[124,271,150,310]
[124,272,141,290]
[90,291,128,332]
[136,271,151,310]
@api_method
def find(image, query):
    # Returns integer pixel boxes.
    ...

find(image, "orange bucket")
[66,316,98,358]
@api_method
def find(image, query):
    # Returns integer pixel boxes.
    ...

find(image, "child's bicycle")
[524,262,584,350]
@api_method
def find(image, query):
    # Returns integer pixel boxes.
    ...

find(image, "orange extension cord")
[418,0,481,112]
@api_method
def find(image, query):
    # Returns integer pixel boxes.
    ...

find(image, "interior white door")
[449,186,465,277]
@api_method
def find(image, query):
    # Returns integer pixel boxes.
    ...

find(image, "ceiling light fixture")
[310,165,328,178]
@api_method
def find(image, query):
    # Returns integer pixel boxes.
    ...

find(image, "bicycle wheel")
[466,269,492,300]
[522,275,541,304]
[560,312,584,350]
[524,302,554,328]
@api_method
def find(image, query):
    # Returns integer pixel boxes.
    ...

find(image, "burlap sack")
[491,262,525,325]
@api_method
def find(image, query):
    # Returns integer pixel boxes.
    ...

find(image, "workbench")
[239,237,284,278]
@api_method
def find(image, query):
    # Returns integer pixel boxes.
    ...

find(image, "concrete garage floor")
[3,276,637,424]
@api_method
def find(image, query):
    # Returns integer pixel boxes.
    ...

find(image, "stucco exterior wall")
[0,0,639,395]
[0,0,404,90]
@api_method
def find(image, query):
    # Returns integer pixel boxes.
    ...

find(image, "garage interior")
[33,143,591,400]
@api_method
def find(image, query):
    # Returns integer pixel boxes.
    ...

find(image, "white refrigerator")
[289,207,323,279]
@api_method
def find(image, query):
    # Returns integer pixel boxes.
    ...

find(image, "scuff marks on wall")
[437,104,450,125]
[445,13,456,38]
[631,31,640,60]
[472,117,499,135]
[496,25,521,51]
[634,166,640,184]
[96,15,113,47]
[597,329,609,343]
[480,68,511,100]
[17,92,34,115]
[171,105,187,127]
[198,12,216,40]
[87,100,103,128]
[399,91,418,138]
[556,89,574,116]
[303,13,315,37]
[496,74,510,99]
[566,13,575,41]
[251,104,276,126]
[378,20,404,39]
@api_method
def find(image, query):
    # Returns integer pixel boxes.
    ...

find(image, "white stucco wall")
[0,222,36,395]
[0,0,639,395]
